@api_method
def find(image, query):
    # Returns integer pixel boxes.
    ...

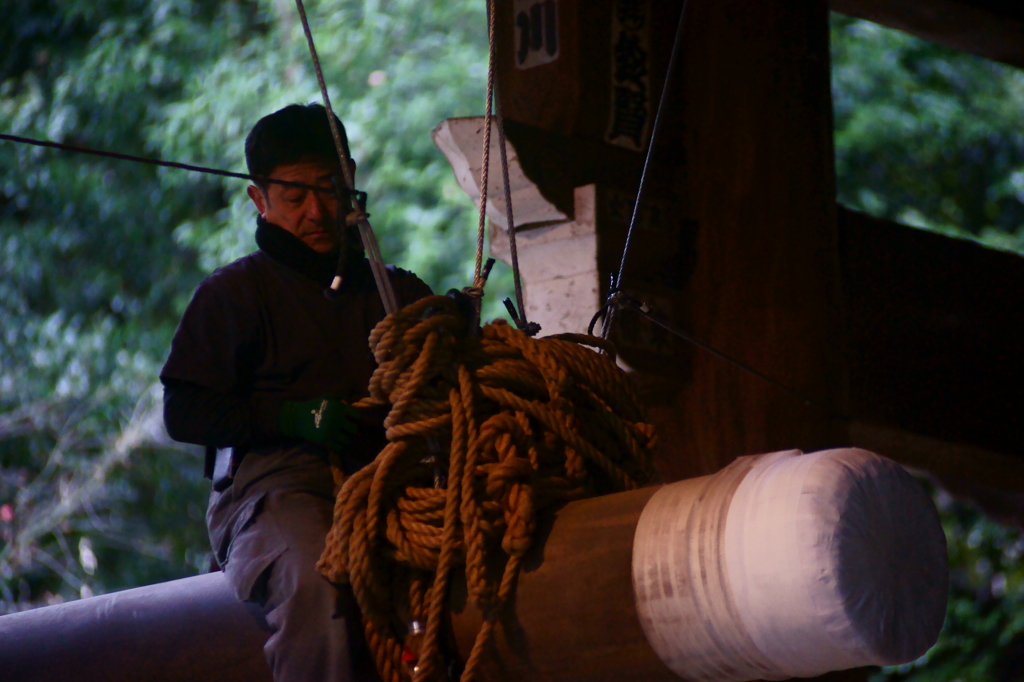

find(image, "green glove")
[278,396,360,450]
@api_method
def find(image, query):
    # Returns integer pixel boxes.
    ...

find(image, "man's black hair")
[245,103,351,189]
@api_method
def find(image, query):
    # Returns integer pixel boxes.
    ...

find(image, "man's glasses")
[257,176,367,207]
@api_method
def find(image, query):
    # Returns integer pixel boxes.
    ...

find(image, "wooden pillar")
[491,0,846,480]
[648,0,846,480]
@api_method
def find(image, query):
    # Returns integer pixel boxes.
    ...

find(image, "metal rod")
[293,0,398,313]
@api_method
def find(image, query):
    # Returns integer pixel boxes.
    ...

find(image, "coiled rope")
[318,295,658,682]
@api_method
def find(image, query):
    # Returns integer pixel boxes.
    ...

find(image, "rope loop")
[318,295,658,682]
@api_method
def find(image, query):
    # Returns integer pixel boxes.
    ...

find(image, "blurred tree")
[832,13,1024,255]
[0,0,505,611]
[831,12,1024,682]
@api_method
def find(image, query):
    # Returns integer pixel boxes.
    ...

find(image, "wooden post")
[473,0,1024,490]
[642,0,846,480]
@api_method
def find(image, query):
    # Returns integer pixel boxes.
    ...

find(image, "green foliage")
[831,13,1024,255]
[0,0,506,611]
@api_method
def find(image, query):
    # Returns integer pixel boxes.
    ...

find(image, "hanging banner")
[513,0,559,69]
[605,0,651,151]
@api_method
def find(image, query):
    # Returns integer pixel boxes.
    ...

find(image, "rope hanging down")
[469,0,500,320]
[318,295,658,682]
[311,2,657,680]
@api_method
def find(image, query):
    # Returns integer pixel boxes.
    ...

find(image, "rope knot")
[318,295,658,682]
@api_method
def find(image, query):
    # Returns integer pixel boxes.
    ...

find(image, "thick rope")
[474,0,499,296]
[319,295,658,682]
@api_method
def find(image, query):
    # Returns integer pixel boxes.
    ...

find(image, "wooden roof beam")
[831,0,1024,68]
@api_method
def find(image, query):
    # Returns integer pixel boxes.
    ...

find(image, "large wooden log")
[451,448,946,682]
[0,449,945,682]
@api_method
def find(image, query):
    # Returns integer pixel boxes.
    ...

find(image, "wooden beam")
[486,0,1024,496]
[489,0,849,480]
[848,421,1024,492]
[838,207,1024,470]
[831,0,1024,69]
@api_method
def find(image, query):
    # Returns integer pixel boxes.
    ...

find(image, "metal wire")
[0,132,365,197]
[617,297,846,419]
[602,0,691,339]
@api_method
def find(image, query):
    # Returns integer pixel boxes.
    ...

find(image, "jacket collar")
[256,216,368,289]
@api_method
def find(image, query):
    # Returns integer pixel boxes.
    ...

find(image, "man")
[161,103,431,681]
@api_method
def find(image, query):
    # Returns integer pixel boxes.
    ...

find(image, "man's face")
[246,158,355,253]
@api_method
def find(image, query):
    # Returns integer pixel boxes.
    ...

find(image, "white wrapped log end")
[632,448,948,682]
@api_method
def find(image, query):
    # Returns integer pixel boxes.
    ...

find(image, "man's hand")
[279,396,359,450]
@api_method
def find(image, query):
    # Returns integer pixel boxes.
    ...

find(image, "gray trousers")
[207,445,374,682]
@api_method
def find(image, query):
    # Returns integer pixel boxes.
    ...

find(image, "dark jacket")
[160,217,431,475]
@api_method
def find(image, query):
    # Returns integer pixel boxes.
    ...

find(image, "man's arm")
[164,377,384,459]
[161,264,281,457]
[162,378,265,448]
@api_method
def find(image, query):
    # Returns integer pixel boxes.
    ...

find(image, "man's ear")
[247,185,268,216]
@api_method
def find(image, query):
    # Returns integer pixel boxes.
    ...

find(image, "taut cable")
[602,0,691,339]
[0,132,364,197]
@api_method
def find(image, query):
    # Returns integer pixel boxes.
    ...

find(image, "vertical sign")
[606,0,651,151]
[513,0,559,69]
